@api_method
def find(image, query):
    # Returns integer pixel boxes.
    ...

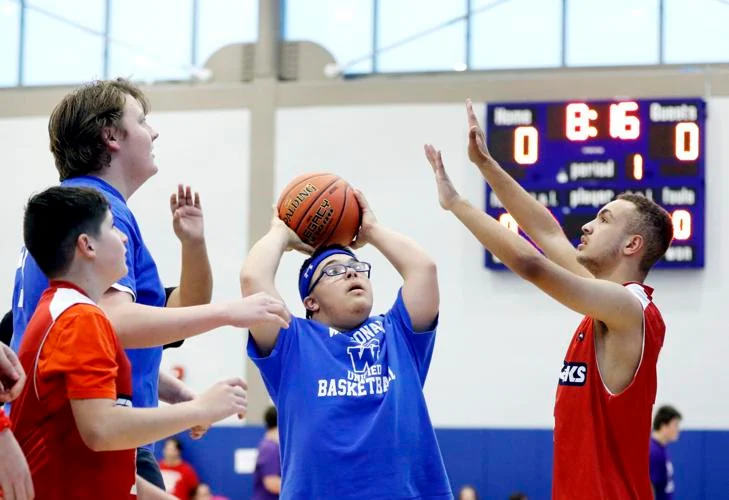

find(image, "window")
[566,0,659,66]
[283,0,374,74]
[0,1,20,86]
[376,1,466,72]
[470,0,562,70]
[196,0,258,66]
[23,0,104,85]
[664,0,729,64]
[109,0,193,82]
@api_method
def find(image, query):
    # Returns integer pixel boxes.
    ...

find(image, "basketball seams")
[321,182,349,246]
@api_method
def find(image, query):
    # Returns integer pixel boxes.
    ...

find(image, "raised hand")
[466,99,494,166]
[170,184,205,244]
[350,189,377,249]
[424,144,462,211]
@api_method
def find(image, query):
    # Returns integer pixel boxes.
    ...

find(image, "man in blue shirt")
[11,78,289,496]
[241,191,452,499]
[650,405,682,500]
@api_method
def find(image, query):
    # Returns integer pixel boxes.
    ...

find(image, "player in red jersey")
[425,100,673,500]
[9,187,251,500]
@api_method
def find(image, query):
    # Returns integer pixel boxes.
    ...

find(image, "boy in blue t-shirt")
[241,191,452,499]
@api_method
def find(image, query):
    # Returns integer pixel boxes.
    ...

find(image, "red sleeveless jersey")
[553,283,665,500]
[10,282,136,500]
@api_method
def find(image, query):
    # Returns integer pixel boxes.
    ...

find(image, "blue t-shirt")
[247,289,452,500]
[649,438,674,500]
[11,176,166,426]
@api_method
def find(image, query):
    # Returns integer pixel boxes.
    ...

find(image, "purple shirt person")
[650,405,682,500]
[252,406,281,500]
[649,437,673,500]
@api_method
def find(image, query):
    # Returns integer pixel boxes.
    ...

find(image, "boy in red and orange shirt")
[9,187,251,499]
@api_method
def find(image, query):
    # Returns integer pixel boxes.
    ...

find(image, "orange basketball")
[277,172,362,249]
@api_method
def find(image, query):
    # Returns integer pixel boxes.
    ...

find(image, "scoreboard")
[484,98,706,269]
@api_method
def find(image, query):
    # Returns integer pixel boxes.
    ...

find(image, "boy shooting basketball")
[10,187,251,500]
[425,100,673,499]
[240,191,452,499]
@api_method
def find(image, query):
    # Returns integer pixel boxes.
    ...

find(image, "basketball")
[277,172,362,249]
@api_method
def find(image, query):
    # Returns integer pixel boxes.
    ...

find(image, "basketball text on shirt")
[317,320,397,398]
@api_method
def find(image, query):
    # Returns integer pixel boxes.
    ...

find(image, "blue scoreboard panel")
[484,98,706,270]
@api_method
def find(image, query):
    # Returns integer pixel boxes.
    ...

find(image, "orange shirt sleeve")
[40,304,121,401]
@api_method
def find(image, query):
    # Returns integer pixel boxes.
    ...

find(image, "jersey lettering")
[559,362,587,386]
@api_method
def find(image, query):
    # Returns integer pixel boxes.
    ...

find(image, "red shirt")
[553,283,665,499]
[0,409,9,431]
[160,460,199,499]
[10,282,136,500]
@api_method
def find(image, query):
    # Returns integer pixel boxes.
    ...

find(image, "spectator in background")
[192,483,213,500]
[457,484,479,500]
[252,405,281,499]
[650,405,682,500]
[160,437,200,499]
[192,483,228,500]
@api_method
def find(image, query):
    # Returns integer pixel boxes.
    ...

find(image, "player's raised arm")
[166,184,213,308]
[240,211,312,354]
[465,99,592,278]
[424,144,642,333]
[350,191,438,332]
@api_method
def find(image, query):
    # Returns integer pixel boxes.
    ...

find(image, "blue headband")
[298,247,356,301]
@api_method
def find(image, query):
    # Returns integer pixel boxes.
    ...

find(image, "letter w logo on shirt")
[347,339,380,373]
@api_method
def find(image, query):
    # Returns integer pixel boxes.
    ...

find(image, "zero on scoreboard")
[484,97,706,269]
